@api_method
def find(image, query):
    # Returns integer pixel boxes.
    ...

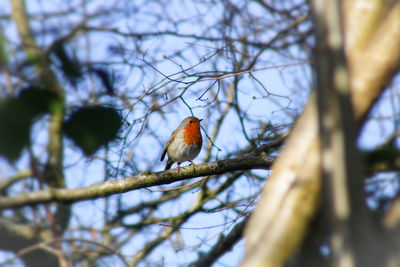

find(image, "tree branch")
[0,218,59,267]
[190,217,248,267]
[0,155,274,210]
[11,0,69,237]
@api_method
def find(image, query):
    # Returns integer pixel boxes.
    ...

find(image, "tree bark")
[241,1,400,266]
[0,155,274,209]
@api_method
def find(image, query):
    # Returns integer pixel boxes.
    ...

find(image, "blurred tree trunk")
[241,1,400,266]
[1,0,69,266]
[312,1,385,266]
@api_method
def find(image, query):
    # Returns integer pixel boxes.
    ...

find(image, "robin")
[160,116,203,170]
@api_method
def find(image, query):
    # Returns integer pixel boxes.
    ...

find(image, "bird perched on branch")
[160,116,203,170]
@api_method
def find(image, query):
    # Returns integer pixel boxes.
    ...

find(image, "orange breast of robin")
[183,123,202,147]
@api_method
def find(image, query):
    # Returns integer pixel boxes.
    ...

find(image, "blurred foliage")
[0,86,60,160]
[0,30,8,67]
[89,68,115,95]
[52,42,82,85]
[0,86,121,160]
[63,106,122,155]
[364,144,400,174]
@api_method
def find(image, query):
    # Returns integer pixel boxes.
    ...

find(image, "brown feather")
[165,158,174,170]
[160,128,178,161]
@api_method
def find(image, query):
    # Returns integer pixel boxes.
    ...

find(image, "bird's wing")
[160,128,178,161]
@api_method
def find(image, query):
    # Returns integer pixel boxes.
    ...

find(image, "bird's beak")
[199,119,203,122]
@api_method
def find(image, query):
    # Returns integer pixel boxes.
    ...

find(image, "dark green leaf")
[0,99,32,160]
[89,68,114,95]
[0,87,61,161]
[0,30,8,67]
[52,43,82,85]
[18,86,61,116]
[63,106,122,155]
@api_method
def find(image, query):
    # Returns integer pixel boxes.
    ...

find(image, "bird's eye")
[189,120,193,123]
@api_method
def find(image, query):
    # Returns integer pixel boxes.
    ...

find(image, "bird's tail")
[165,159,174,170]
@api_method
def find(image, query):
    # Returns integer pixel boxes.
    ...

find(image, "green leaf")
[0,30,8,67]
[89,68,114,95]
[63,106,122,155]
[52,43,82,85]
[18,86,61,116]
[0,98,32,160]
[0,87,61,161]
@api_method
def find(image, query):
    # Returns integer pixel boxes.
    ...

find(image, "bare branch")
[190,217,248,267]
[0,155,274,210]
